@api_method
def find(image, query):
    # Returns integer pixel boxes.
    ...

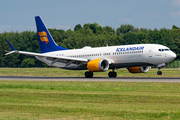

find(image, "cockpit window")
[158,49,170,52]
[165,49,170,51]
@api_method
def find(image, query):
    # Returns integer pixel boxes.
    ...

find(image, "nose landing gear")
[156,63,168,75]
[157,68,162,75]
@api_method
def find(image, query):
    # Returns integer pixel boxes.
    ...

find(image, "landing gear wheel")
[157,71,162,75]
[85,71,93,78]
[157,67,162,75]
[108,72,112,77]
[108,71,117,78]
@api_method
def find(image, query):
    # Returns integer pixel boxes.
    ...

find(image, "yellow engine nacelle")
[87,58,109,72]
[127,66,150,73]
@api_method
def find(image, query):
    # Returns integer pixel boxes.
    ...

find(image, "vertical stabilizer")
[35,16,68,53]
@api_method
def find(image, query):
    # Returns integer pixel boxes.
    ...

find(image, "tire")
[85,71,93,78]
[112,72,117,78]
[157,71,162,75]
[108,72,117,78]
[108,72,112,77]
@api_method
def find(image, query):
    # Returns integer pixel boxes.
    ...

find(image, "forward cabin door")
[148,48,153,57]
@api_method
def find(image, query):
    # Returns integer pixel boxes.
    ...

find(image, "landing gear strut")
[157,68,162,75]
[85,71,93,78]
[108,69,117,78]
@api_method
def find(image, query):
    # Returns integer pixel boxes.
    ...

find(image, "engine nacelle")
[87,58,109,72]
[127,66,150,73]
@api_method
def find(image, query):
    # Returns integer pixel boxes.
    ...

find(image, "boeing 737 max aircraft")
[5,16,177,78]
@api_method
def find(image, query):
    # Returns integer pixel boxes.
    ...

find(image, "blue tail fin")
[35,16,68,53]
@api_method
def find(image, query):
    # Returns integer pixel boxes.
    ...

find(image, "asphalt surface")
[0,76,180,82]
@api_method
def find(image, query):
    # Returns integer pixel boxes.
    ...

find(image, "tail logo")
[38,31,49,44]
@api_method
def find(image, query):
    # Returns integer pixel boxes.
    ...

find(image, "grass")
[0,67,180,77]
[0,81,180,119]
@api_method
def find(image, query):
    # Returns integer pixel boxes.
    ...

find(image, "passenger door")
[148,48,153,57]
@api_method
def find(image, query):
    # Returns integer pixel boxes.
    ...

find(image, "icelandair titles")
[116,46,144,52]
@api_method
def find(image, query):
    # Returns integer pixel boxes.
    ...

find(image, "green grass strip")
[0,81,180,119]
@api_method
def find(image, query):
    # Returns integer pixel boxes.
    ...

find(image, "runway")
[0,76,180,82]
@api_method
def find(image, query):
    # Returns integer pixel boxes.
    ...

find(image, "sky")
[0,0,180,33]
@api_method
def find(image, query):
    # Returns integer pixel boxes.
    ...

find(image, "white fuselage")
[36,44,176,70]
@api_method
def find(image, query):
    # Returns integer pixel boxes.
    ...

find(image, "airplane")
[5,16,177,78]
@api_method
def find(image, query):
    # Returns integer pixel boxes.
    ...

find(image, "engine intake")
[87,58,109,72]
[127,66,150,73]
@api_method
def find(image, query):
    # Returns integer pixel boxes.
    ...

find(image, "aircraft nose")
[169,51,176,60]
[171,52,177,59]
[165,51,177,63]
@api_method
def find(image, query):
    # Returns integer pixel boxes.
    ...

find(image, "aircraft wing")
[6,50,88,66]
[5,39,88,67]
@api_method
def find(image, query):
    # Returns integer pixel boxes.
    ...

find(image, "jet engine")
[87,58,109,72]
[127,66,150,73]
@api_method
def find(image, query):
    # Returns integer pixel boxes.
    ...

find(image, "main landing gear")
[84,69,117,78]
[108,69,117,78]
[157,68,162,75]
[85,71,93,78]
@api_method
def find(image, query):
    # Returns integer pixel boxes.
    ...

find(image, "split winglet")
[5,39,17,55]
[5,39,16,51]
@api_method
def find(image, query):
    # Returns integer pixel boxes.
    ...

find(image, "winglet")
[5,51,16,55]
[5,39,16,51]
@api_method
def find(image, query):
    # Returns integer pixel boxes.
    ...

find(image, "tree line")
[0,23,180,67]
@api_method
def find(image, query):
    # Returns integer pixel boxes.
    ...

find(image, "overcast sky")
[0,0,180,33]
